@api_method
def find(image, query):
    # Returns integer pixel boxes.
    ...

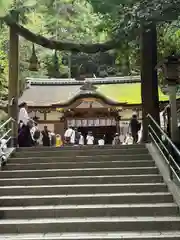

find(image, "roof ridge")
[26,76,141,86]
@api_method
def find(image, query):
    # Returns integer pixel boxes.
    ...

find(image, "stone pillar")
[8,11,19,144]
[140,23,160,142]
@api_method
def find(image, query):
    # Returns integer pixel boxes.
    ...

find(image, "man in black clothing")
[74,128,80,145]
[41,126,50,146]
[129,114,140,144]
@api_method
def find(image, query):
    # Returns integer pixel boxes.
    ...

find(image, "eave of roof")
[51,92,126,108]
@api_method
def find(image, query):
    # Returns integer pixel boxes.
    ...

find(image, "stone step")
[9,154,152,164]
[0,174,163,186]
[0,183,168,196]
[1,232,180,240]
[4,160,155,171]
[0,217,180,234]
[13,148,149,158]
[0,203,178,219]
[0,192,173,207]
[0,167,159,178]
[17,144,146,152]
[1,146,179,238]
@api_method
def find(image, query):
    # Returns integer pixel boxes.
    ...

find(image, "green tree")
[0,0,180,100]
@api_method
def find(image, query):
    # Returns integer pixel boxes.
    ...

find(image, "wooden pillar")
[115,115,121,134]
[141,23,160,142]
[44,111,47,121]
[8,10,19,142]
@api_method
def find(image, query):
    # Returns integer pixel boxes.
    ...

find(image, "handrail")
[147,114,180,182]
[147,114,180,156]
[0,117,15,131]
[0,117,16,166]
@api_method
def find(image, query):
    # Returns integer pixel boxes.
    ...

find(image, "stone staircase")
[0,144,180,239]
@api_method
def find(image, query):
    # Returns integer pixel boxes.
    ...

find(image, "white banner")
[67,118,116,127]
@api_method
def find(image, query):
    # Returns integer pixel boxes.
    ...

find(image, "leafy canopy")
[1,0,180,52]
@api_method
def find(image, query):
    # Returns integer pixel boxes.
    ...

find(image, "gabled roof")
[18,76,170,107]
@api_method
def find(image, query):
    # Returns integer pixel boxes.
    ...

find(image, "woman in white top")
[86,132,94,145]
[98,138,105,146]
[64,126,75,145]
[18,102,33,147]
[79,132,84,146]
[0,139,7,165]
[137,124,143,144]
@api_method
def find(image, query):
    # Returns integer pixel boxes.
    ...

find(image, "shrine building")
[18,76,170,143]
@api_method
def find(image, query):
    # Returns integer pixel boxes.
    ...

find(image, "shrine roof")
[19,76,169,107]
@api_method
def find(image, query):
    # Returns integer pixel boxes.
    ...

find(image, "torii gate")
[7,17,160,143]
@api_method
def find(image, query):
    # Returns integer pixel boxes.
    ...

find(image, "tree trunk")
[140,23,160,142]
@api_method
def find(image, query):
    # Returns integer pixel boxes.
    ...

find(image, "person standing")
[30,122,40,146]
[50,132,56,146]
[79,132,84,146]
[112,133,120,145]
[137,124,143,143]
[129,114,140,144]
[56,134,63,147]
[74,128,80,145]
[98,136,105,146]
[86,132,94,145]
[0,138,8,166]
[18,102,33,147]
[64,126,75,145]
[41,126,50,146]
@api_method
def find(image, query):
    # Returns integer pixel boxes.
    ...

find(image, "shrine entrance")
[67,117,117,144]
[78,126,116,144]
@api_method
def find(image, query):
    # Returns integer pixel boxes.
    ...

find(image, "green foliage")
[0,25,8,100]
[0,0,13,17]
[1,0,180,102]
[0,0,108,100]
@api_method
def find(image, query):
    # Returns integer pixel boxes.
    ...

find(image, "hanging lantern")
[28,44,39,71]
[62,55,68,65]
[52,50,60,78]
[156,53,180,85]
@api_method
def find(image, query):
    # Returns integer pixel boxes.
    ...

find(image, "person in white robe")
[98,138,105,146]
[0,139,7,166]
[79,132,84,145]
[64,126,75,144]
[137,124,143,143]
[160,110,167,131]
[18,102,30,126]
[18,102,33,147]
[86,132,94,145]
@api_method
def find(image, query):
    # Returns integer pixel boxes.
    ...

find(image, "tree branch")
[3,15,120,53]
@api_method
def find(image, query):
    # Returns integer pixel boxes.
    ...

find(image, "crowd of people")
[59,113,142,146]
[4,102,142,148]
[64,127,104,146]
